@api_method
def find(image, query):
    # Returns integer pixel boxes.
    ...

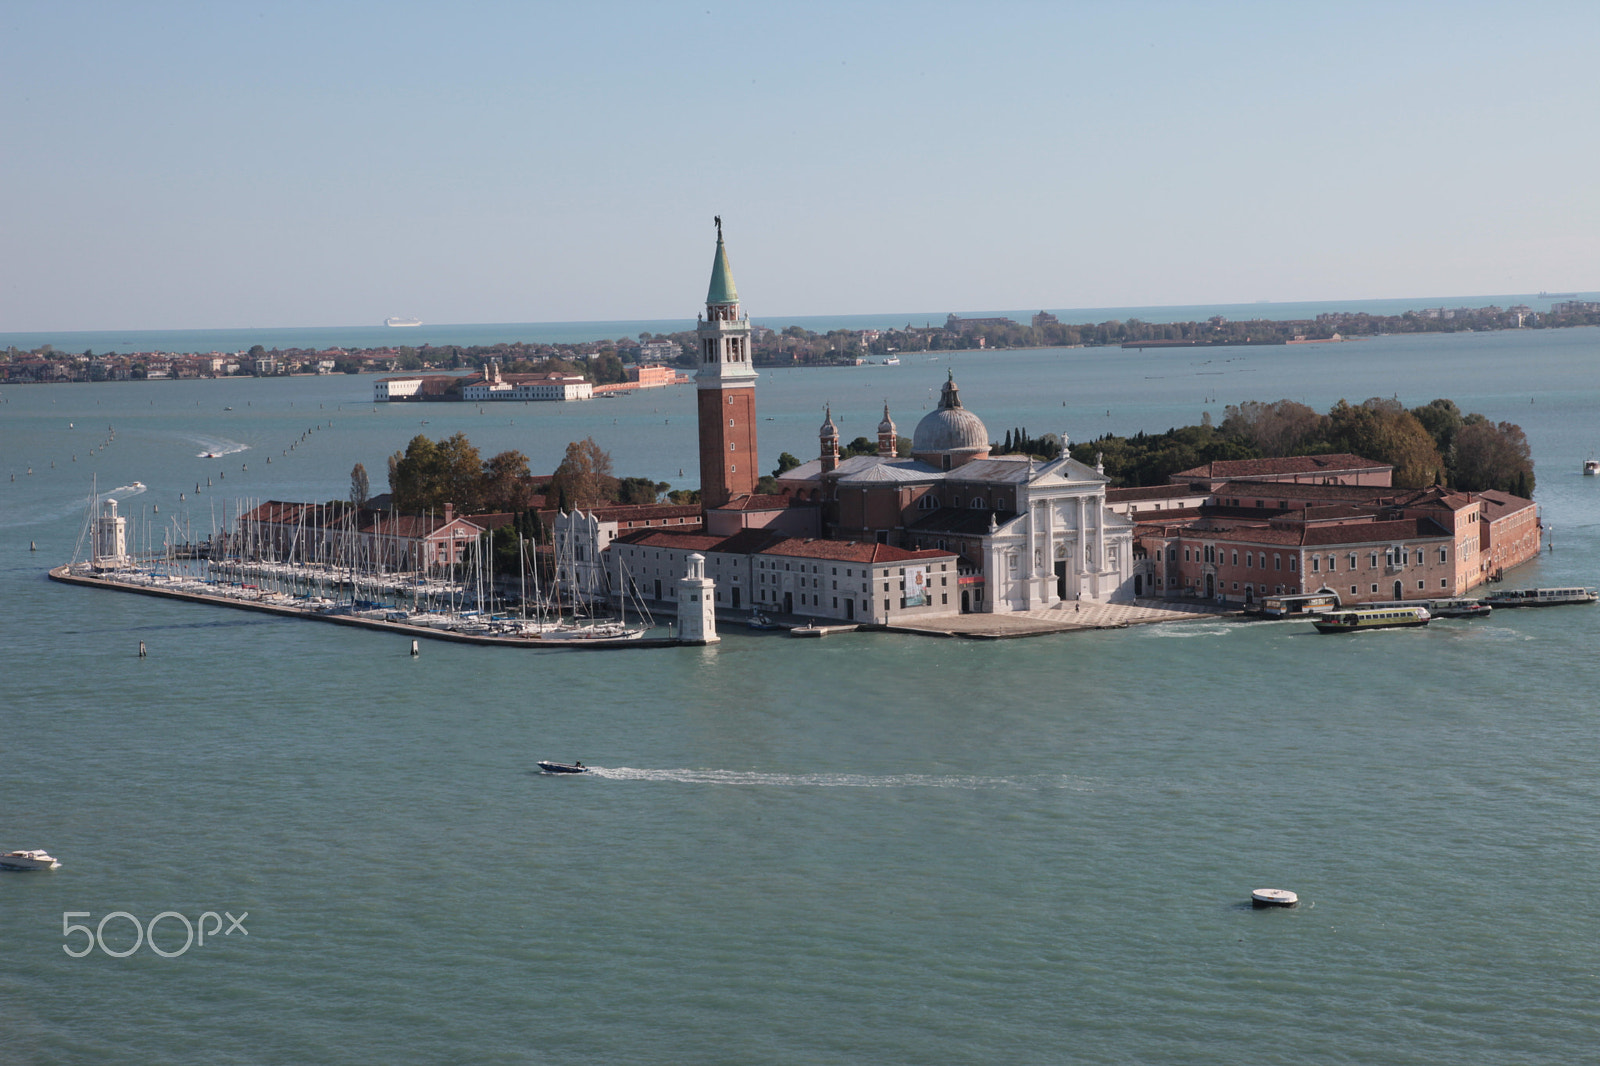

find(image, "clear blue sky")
[5,1,1597,331]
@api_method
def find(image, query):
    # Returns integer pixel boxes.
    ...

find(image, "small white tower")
[94,497,128,568]
[677,552,720,645]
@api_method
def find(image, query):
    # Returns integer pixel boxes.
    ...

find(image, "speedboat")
[538,761,589,774]
[1,849,61,871]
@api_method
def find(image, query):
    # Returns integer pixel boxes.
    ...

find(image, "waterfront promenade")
[885,597,1234,638]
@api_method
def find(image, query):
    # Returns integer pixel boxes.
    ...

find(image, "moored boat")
[1312,606,1431,633]
[1427,597,1492,618]
[1,849,61,871]
[1482,587,1599,608]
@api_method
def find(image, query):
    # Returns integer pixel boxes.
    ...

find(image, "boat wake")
[582,767,1095,790]
[0,482,148,531]
[188,435,249,458]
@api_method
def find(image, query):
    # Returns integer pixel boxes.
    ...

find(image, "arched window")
[970,497,985,509]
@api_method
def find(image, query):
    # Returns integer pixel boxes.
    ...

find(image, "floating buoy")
[410,640,419,658]
[138,641,147,658]
[1251,888,1298,908]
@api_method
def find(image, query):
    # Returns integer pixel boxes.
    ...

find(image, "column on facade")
[1042,496,1056,605]
[1094,490,1106,599]
[1075,497,1087,577]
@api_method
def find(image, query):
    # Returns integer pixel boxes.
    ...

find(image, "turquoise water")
[4,329,1600,1063]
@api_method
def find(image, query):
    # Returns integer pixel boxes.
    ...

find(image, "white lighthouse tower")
[93,497,128,568]
[677,553,720,645]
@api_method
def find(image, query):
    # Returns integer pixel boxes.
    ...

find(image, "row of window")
[1174,545,1453,572]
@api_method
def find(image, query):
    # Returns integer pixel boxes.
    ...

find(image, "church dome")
[912,374,990,465]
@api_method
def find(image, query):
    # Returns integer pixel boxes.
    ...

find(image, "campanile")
[695,217,758,507]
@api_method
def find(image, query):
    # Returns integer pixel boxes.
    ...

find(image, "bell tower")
[696,217,759,507]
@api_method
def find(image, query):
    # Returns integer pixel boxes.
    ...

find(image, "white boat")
[1483,587,1599,608]
[1584,457,1599,476]
[1,849,61,871]
[385,316,422,328]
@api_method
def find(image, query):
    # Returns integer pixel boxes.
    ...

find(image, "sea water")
[3,328,1600,1063]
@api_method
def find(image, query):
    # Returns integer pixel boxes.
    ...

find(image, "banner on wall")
[905,565,928,607]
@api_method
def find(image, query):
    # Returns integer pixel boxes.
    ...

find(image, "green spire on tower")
[706,215,739,307]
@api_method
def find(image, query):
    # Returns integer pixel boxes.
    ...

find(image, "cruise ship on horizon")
[385,316,422,327]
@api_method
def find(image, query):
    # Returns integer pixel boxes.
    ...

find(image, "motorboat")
[537,761,589,774]
[1585,457,1599,476]
[746,611,781,630]
[1,849,61,871]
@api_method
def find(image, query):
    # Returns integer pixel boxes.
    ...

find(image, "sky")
[4,1,1598,332]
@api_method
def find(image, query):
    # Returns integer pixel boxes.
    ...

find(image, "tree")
[1325,399,1443,488]
[481,450,533,512]
[350,463,370,510]
[616,477,664,505]
[248,344,266,359]
[772,452,801,477]
[1410,398,1464,456]
[1219,399,1322,456]
[1452,420,1535,494]
[548,437,614,510]
[387,432,484,514]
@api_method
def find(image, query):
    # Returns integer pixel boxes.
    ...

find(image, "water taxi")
[1312,606,1431,634]
[1482,587,1599,608]
[1,849,61,871]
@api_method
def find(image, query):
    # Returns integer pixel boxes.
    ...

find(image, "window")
[1439,548,1448,563]
[728,395,734,405]
[1418,580,1426,590]
[1327,555,1336,572]
[1351,586,1358,594]
[1349,553,1358,570]
[1245,553,1252,569]
[1274,554,1281,571]
[1231,550,1238,566]
[1290,557,1297,572]
[1441,579,1449,588]
[1312,556,1320,572]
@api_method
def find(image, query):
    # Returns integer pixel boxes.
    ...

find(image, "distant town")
[6,300,1600,386]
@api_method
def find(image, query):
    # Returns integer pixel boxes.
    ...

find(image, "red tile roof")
[757,537,954,563]
[1175,454,1387,479]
